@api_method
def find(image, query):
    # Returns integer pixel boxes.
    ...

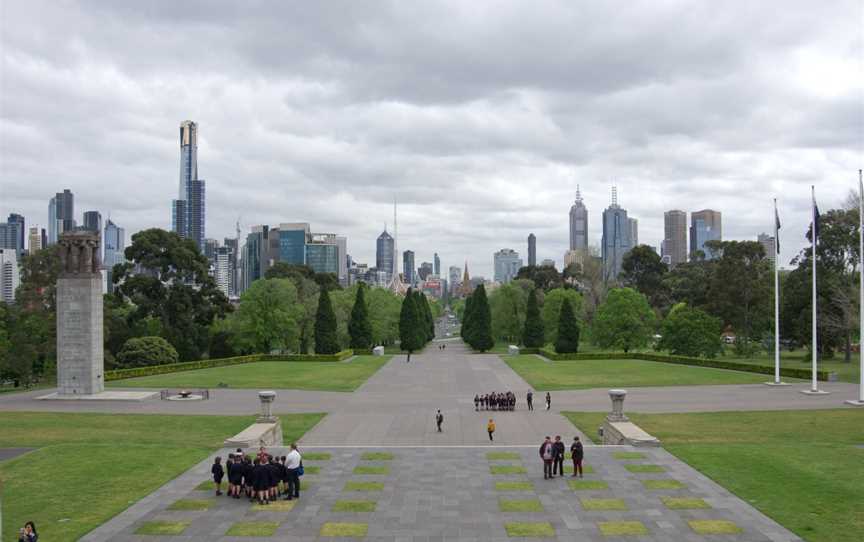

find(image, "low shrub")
[116,336,179,368]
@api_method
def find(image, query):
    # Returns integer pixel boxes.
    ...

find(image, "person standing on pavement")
[545,392,551,411]
[474,394,480,411]
[570,436,584,478]
[539,436,554,479]
[284,443,302,501]
[552,435,565,477]
[526,391,533,411]
[487,418,496,441]
[436,409,444,432]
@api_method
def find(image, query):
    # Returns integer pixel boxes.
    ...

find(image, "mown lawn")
[0,412,324,542]
[503,354,773,390]
[563,409,864,542]
[109,355,391,391]
[723,350,860,383]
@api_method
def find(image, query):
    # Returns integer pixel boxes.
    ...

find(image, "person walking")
[552,436,565,477]
[545,392,551,411]
[211,456,225,496]
[436,409,444,432]
[526,391,533,411]
[487,419,496,441]
[570,436,584,478]
[539,436,554,479]
[284,443,302,500]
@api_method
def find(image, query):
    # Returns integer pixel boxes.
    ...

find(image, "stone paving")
[84,446,801,541]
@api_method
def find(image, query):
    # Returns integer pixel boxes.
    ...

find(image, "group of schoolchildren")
[474,391,517,411]
[210,443,303,505]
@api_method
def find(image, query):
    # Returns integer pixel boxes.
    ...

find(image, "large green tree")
[554,298,580,354]
[541,288,582,347]
[489,282,528,344]
[314,288,340,354]
[399,288,425,354]
[591,287,656,352]
[113,229,231,360]
[461,293,476,345]
[657,303,722,358]
[116,336,179,368]
[516,265,562,291]
[234,278,303,353]
[704,240,772,341]
[522,289,545,348]
[348,283,373,349]
[467,284,494,351]
[620,244,668,308]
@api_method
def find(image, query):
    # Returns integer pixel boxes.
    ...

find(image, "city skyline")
[1,2,859,277]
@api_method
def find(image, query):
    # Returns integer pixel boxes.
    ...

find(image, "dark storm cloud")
[1,0,860,276]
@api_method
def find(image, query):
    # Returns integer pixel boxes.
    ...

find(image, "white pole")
[774,198,781,384]
[858,170,863,402]
[811,185,818,392]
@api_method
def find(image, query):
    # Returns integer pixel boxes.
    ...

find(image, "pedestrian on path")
[545,392,551,411]
[487,418,496,441]
[526,391,533,411]
[474,394,480,411]
[284,443,302,501]
[552,436,565,477]
[570,436,584,478]
[539,436,554,479]
[211,456,224,496]
[436,409,444,432]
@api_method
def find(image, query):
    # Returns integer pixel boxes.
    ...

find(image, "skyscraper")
[0,249,19,304]
[758,233,776,264]
[305,234,339,275]
[601,187,632,282]
[569,186,588,250]
[403,250,415,285]
[48,189,75,244]
[28,227,42,254]
[690,209,722,259]
[6,214,24,256]
[376,229,395,281]
[493,248,523,284]
[214,246,233,297]
[224,237,239,295]
[433,253,440,276]
[662,210,687,267]
[83,211,102,233]
[336,236,348,285]
[448,265,461,292]
[171,120,205,250]
[628,218,639,247]
[179,120,198,199]
[186,178,206,250]
[104,219,126,294]
[278,223,310,265]
[418,261,433,281]
[527,233,536,267]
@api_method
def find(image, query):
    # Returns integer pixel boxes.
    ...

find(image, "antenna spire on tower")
[611,185,618,206]
[576,184,582,202]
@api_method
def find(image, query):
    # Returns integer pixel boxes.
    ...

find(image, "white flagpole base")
[844,399,864,406]
[763,381,791,386]
[799,389,831,395]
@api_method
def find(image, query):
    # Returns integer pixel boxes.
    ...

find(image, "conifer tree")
[348,283,373,350]
[314,288,339,354]
[461,293,475,346]
[554,297,580,354]
[399,288,425,357]
[470,284,494,352]
[419,291,434,341]
[523,288,545,348]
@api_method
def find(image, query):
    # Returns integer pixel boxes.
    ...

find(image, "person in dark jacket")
[436,410,444,432]
[570,436,584,478]
[526,391,533,411]
[18,521,37,542]
[474,395,480,411]
[545,392,551,411]
[211,456,224,496]
[243,457,254,499]
[552,436,565,477]
[539,436,554,479]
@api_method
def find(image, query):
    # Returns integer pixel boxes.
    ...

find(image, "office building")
[541,258,555,268]
[662,210,687,267]
[279,223,311,265]
[171,121,206,251]
[403,250,416,285]
[214,246,234,297]
[243,226,276,291]
[418,261,433,281]
[563,249,584,269]
[629,218,639,246]
[601,187,632,282]
[6,214,25,256]
[433,253,441,276]
[0,249,19,303]
[448,265,461,293]
[305,234,339,275]
[104,219,125,294]
[186,179,206,250]
[569,186,588,250]
[204,238,219,261]
[690,209,722,259]
[0,221,22,254]
[527,233,536,267]
[493,248,522,284]
[336,236,348,285]
[758,233,776,264]
[376,229,395,282]
[48,189,75,245]
[224,237,240,295]
[83,211,102,233]
[28,227,42,254]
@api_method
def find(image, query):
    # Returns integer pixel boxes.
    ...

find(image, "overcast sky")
[1,1,861,277]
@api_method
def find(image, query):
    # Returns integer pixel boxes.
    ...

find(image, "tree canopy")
[591,287,656,353]
[656,303,722,358]
[522,289,545,348]
[348,283,373,349]
[314,288,340,354]
[554,298,580,354]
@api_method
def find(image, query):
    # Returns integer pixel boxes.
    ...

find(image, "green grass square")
[568,479,609,490]
[353,465,389,475]
[581,498,628,510]
[225,522,280,536]
[598,521,649,536]
[499,498,544,512]
[167,498,212,511]
[642,479,685,490]
[662,496,711,509]
[194,480,215,491]
[563,464,595,474]
[688,520,742,534]
[332,500,377,512]
[303,452,331,460]
[135,521,190,535]
[487,452,522,460]
[304,465,321,474]
[344,481,384,491]
[251,500,296,512]
[505,522,555,537]
[320,522,369,537]
[495,481,534,491]
[491,465,527,475]
[360,452,394,460]
[300,479,312,490]
[625,464,665,473]
[612,451,647,460]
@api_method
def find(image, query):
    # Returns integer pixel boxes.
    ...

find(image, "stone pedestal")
[56,231,104,396]
[224,390,283,447]
[607,389,628,421]
[257,390,277,422]
[600,388,660,446]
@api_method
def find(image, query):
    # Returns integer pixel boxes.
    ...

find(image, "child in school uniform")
[211,456,224,496]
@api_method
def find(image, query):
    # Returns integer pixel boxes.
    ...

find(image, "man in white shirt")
[284,443,302,500]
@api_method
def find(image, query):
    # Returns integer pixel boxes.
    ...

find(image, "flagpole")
[766,198,787,386]
[802,185,828,395]
[847,170,864,406]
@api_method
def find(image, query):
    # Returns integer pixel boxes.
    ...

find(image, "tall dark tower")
[527,233,536,267]
[569,185,588,250]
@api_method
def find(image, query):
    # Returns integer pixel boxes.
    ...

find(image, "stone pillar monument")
[56,231,104,396]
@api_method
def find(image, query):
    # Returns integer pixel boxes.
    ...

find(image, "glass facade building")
[690,209,722,259]
[306,241,338,275]
[601,194,632,282]
[279,223,310,265]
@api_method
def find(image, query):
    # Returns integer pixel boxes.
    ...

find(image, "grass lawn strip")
[303,465,321,474]
[564,409,864,542]
[688,520,743,535]
[612,452,646,460]
[225,522,280,536]
[194,480,215,491]
[499,499,544,512]
[344,481,384,491]
[0,411,324,542]
[624,464,665,473]
[662,497,710,509]
[495,481,534,491]
[360,452,394,460]
[332,500,377,512]
[487,452,521,460]
[581,498,628,511]
[490,465,527,475]
[598,521,649,536]
[320,522,369,537]
[167,498,212,511]
[642,479,685,490]
[504,522,555,537]
[110,355,391,392]
[251,500,296,512]
[353,465,389,475]
[303,452,331,460]
[134,521,189,535]
[568,480,609,490]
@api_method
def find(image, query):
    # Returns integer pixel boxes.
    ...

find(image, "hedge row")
[533,349,833,381]
[105,350,354,381]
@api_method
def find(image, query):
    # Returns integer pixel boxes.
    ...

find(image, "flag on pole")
[774,206,781,253]
[813,202,821,244]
